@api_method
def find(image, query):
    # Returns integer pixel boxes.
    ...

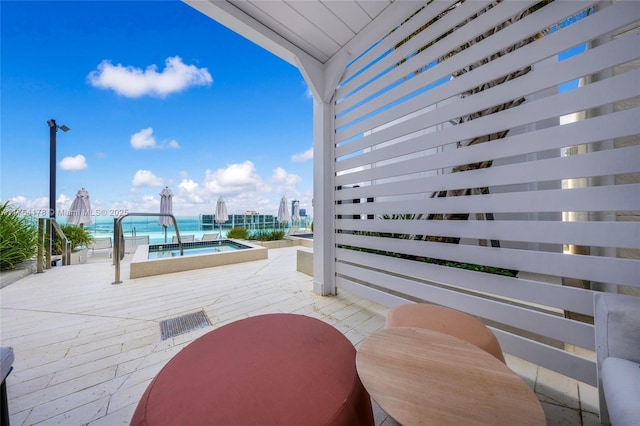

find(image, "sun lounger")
[201,233,220,241]
[172,235,194,243]
[88,237,113,258]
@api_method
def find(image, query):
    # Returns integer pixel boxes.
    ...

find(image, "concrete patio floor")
[1,246,600,425]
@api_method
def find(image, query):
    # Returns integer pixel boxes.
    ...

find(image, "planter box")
[297,248,313,276]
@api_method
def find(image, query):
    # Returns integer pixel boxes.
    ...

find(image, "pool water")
[148,240,249,259]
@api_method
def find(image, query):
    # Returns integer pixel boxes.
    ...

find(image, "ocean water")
[75,216,224,243]
[77,216,306,244]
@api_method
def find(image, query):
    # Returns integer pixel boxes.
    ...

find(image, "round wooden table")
[131,313,374,426]
[356,327,546,425]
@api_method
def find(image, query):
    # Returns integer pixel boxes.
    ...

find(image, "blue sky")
[1,0,314,218]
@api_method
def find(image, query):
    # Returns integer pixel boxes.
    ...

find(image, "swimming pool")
[130,239,268,278]
[148,240,249,259]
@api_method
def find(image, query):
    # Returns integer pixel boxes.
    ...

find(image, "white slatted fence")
[331,0,640,386]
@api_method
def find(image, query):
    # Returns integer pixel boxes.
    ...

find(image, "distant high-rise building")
[300,208,307,217]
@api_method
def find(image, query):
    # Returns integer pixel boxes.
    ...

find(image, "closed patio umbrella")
[215,197,228,239]
[66,187,93,227]
[292,200,300,225]
[277,196,289,229]
[158,187,173,243]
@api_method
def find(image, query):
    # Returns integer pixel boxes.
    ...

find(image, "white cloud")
[178,179,204,203]
[130,128,180,150]
[291,147,313,162]
[57,193,72,205]
[132,170,164,187]
[204,161,267,194]
[87,56,212,98]
[270,167,301,194]
[131,128,156,149]
[7,195,49,211]
[59,154,88,170]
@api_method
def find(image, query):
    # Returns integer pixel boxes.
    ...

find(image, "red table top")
[131,313,373,426]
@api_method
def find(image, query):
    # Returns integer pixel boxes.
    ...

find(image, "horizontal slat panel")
[336,233,640,286]
[336,219,640,250]
[336,0,559,118]
[335,184,640,215]
[337,248,595,316]
[331,0,638,388]
[336,107,640,180]
[337,67,640,159]
[493,329,597,386]
[336,264,595,349]
[336,0,616,138]
[339,0,460,88]
[336,274,409,310]
[336,2,640,152]
[336,277,597,386]
[337,34,640,147]
[337,145,640,200]
[337,0,500,102]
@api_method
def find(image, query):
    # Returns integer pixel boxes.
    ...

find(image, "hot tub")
[130,239,268,278]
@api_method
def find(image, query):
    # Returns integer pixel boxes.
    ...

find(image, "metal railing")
[36,218,70,273]
[112,212,182,284]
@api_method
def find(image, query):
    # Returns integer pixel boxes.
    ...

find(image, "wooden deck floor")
[0,246,599,425]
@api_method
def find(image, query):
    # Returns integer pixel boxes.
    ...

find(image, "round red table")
[130,313,374,425]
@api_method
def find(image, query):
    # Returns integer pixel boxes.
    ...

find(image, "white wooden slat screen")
[336,1,638,150]
[330,0,640,386]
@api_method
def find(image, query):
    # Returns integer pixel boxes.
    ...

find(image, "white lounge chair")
[201,233,220,241]
[88,237,113,258]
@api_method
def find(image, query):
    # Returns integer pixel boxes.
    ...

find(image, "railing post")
[45,219,51,270]
[37,218,45,273]
[111,212,182,284]
[113,218,122,284]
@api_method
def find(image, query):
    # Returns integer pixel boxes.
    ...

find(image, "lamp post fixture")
[47,119,70,219]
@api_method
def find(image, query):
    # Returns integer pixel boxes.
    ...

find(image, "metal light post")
[46,119,69,267]
[47,119,70,219]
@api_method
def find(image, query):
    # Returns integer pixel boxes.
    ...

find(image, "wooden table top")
[356,327,546,425]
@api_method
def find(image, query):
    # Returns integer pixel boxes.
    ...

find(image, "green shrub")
[54,224,93,254]
[226,227,249,239]
[248,229,285,241]
[0,201,40,271]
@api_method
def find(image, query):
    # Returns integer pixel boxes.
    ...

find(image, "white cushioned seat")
[601,357,640,426]
[595,293,640,425]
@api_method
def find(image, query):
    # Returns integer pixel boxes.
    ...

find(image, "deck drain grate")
[160,310,211,340]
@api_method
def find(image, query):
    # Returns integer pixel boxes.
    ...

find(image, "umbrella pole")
[164,225,167,243]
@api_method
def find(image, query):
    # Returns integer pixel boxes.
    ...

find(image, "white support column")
[294,50,345,296]
[312,99,336,295]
